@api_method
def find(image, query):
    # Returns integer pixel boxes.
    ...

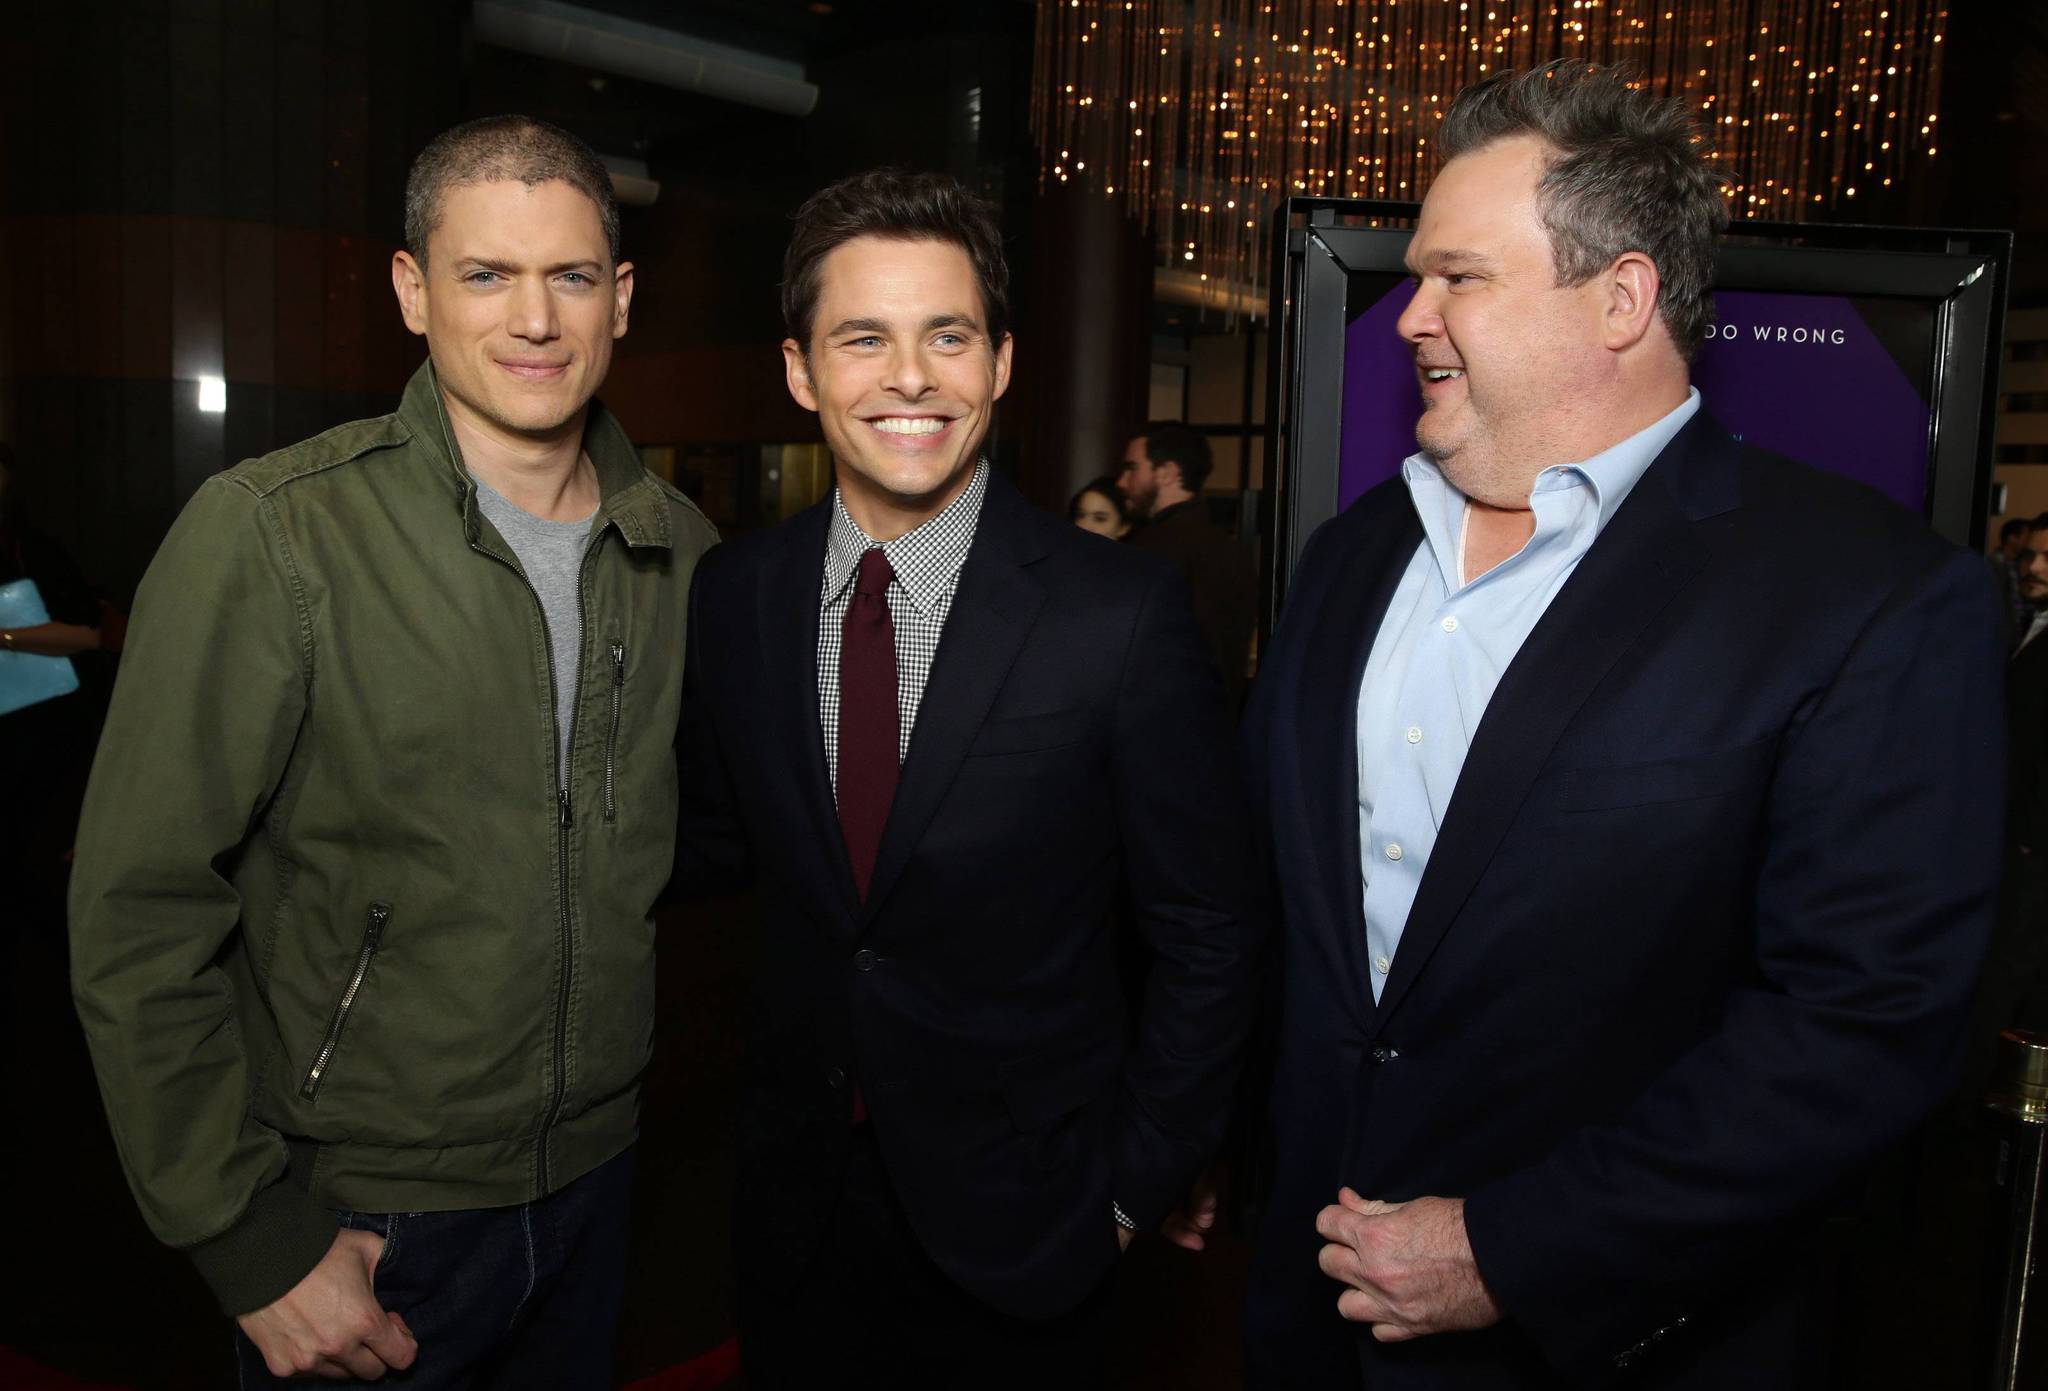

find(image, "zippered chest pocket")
[603,640,626,823]
[302,902,391,1100]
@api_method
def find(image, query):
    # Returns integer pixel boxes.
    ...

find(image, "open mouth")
[1421,367,1465,383]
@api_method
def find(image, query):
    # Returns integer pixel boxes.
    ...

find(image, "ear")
[991,332,1014,402]
[392,251,428,337]
[1602,251,1662,352]
[781,339,819,413]
[610,261,635,340]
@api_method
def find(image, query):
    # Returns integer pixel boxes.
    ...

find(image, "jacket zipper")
[533,533,602,1194]
[301,902,391,1099]
[603,640,626,823]
[471,515,602,1195]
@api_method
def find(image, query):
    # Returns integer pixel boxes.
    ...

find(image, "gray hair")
[1438,61,1730,360]
[404,115,620,268]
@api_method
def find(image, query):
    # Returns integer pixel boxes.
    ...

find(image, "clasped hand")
[235,1228,417,1380]
[1314,1189,1502,1343]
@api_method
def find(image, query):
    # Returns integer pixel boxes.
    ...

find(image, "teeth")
[1425,369,1464,381]
[871,417,947,436]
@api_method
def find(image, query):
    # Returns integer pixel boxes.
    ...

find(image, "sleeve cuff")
[184,1180,341,1316]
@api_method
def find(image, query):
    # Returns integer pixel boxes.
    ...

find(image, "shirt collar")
[1400,387,1701,554]
[822,460,989,615]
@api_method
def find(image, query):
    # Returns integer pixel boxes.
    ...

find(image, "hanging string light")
[1030,0,1948,308]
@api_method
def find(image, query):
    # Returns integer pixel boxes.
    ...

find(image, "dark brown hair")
[1138,421,1216,492]
[1068,475,1133,527]
[404,115,620,268]
[1439,61,1730,360]
[782,168,1010,353]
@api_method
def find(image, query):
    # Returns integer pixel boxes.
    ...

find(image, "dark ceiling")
[566,0,1029,65]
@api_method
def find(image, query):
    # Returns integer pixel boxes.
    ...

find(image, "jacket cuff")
[185,1180,340,1316]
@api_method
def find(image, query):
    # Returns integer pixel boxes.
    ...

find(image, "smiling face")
[782,235,1012,536]
[1396,134,1620,507]
[392,178,632,448]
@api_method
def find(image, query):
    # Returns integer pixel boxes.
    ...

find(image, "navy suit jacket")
[1241,413,2004,1387]
[677,471,1261,1321]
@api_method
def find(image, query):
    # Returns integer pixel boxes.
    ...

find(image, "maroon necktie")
[837,547,899,901]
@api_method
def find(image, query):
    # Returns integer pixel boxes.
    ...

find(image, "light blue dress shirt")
[1356,389,1702,1000]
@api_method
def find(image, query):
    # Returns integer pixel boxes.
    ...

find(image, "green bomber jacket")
[68,361,717,1314]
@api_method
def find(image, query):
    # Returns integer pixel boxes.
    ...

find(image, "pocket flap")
[968,708,1091,757]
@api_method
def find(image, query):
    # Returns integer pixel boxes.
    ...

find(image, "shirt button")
[1441,616,1459,633]
[854,949,878,972]
[1385,843,1404,861]
[1405,726,1423,744]
[1374,955,1392,974]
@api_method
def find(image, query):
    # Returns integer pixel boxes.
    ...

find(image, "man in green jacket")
[68,116,716,1388]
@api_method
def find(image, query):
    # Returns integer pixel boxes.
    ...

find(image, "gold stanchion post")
[1985,1028,2048,1390]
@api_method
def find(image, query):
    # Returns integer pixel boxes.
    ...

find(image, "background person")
[1979,514,2048,1054]
[1069,475,1134,540]
[1118,423,1256,712]
[1991,516,2031,641]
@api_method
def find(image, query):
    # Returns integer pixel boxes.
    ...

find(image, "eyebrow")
[823,313,985,338]
[1403,248,1495,276]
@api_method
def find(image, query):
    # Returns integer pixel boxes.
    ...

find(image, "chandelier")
[1030,0,1949,310]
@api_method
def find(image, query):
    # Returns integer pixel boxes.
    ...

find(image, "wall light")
[197,377,227,413]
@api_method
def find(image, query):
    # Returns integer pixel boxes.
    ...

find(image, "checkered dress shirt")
[818,461,989,793]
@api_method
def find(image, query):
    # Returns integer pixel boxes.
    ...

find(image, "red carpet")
[0,1339,740,1390]
[0,1347,132,1390]
[623,1336,742,1389]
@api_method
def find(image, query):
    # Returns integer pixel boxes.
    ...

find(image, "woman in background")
[1068,475,1133,540]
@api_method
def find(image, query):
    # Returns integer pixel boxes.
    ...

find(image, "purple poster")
[1337,282,1935,514]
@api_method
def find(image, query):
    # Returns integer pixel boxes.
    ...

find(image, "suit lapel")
[1288,491,1424,1033]
[1366,416,1736,1036]
[761,501,862,929]
[858,476,1047,930]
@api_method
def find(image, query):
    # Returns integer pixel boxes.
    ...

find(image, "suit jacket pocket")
[967,708,1092,758]
[1548,739,1775,812]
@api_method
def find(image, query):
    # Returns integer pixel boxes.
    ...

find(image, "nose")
[880,341,935,399]
[1395,280,1442,345]
[506,275,560,343]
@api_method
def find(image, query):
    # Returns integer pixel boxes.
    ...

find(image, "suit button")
[825,1065,846,1089]
[854,949,878,972]
[1369,1045,1400,1064]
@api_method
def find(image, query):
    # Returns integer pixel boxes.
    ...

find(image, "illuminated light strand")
[1029,0,1947,306]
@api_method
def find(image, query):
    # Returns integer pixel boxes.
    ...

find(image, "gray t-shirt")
[473,476,597,781]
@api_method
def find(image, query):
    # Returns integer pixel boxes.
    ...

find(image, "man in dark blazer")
[1979,518,2048,1049]
[1242,63,2004,1388]
[675,170,1260,1385]
[1119,422,1257,711]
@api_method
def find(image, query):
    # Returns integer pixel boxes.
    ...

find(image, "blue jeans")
[235,1146,635,1389]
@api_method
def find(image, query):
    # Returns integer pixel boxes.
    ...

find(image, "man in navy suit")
[1242,61,2004,1387]
[676,170,1260,1385]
